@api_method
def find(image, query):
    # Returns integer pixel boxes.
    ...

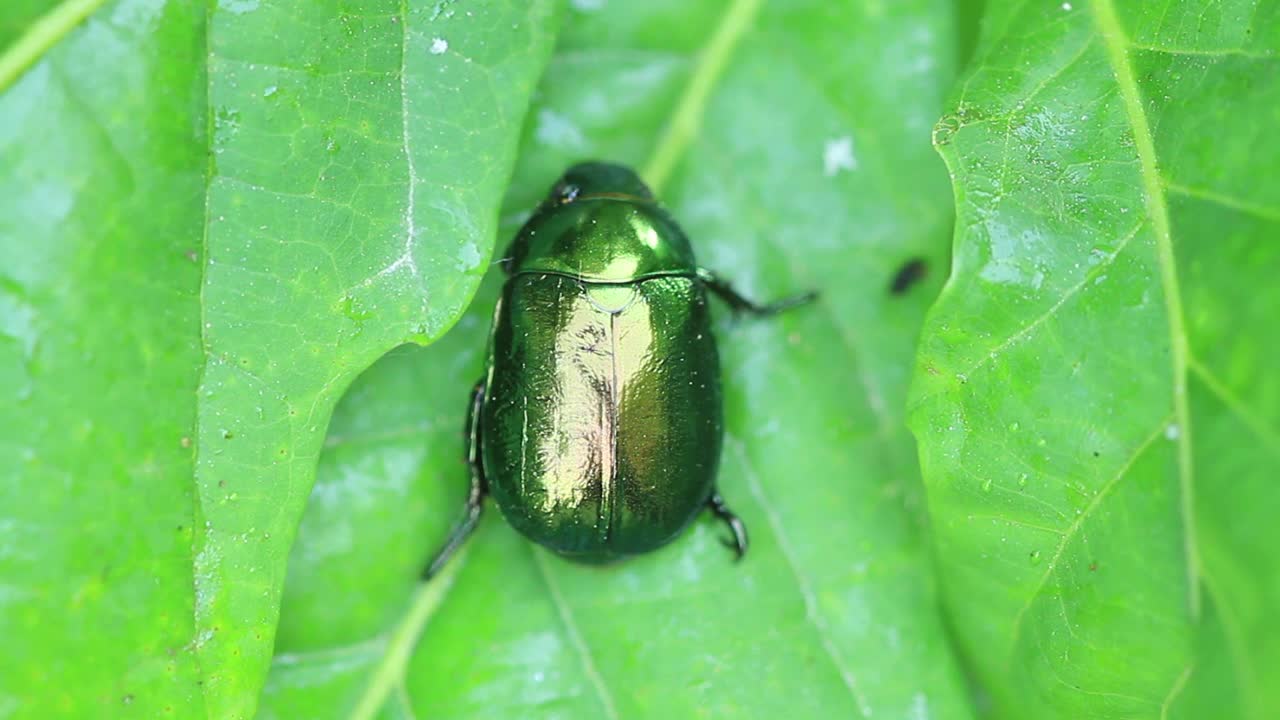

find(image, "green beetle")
[424,162,814,577]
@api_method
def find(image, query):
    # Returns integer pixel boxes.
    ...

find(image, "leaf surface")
[910,1,1280,717]
[259,0,975,718]
[195,1,558,717]
[0,1,205,716]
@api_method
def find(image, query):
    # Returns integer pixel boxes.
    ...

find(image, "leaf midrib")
[1090,0,1200,621]
[0,0,106,91]
[349,551,468,720]
[988,0,1214,699]
[641,0,762,194]
[996,0,1204,682]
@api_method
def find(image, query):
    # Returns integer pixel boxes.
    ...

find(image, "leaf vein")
[641,0,762,193]
[1128,42,1276,60]
[730,436,872,718]
[1188,359,1280,460]
[0,0,107,92]
[1163,179,1280,223]
[531,549,620,720]
[1159,664,1194,720]
[959,220,1144,379]
[1003,419,1170,668]
[347,551,467,720]
[193,0,217,713]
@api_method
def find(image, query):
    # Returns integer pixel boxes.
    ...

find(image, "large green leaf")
[259,0,974,718]
[910,1,1280,718]
[195,1,558,717]
[0,2,205,716]
[0,0,557,717]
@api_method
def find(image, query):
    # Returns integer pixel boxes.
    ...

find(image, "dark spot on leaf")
[890,257,928,295]
[1092,450,1100,457]
[122,695,134,705]
[1089,561,1099,572]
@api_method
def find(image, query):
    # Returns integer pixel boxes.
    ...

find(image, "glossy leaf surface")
[910,1,1280,718]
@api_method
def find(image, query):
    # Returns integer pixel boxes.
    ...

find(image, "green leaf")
[260,1,974,718]
[0,0,557,717]
[910,1,1280,718]
[195,1,558,718]
[0,2,205,716]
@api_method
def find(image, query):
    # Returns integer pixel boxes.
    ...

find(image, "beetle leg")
[697,268,817,318]
[706,490,749,560]
[422,380,488,580]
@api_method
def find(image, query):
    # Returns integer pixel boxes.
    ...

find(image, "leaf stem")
[0,0,108,92]
[349,550,468,720]
[641,0,762,195]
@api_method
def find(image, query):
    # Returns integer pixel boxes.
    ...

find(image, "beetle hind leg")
[707,490,749,561]
[422,380,488,580]
[698,268,817,318]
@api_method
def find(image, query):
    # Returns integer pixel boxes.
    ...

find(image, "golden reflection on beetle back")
[483,274,719,560]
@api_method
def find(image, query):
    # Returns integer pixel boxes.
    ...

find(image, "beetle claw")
[720,535,747,561]
[707,490,749,561]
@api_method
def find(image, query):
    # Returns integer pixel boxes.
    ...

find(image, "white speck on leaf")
[1166,423,1180,440]
[219,0,259,14]
[430,37,449,54]
[457,242,482,271]
[1062,2,1072,8]
[823,135,857,176]
[535,109,587,149]
[571,0,605,10]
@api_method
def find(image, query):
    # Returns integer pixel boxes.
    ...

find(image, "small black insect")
[889,257,928,295]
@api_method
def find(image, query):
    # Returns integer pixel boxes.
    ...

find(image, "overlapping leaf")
[196,1,558,716]
[910,1,1280,718]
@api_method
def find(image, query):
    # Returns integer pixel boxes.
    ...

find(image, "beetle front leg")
[697,268,817,318]
[422,380,488,580]
[706,490,749,560]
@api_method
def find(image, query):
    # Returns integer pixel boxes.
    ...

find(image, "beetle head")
[548,162,655,204]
